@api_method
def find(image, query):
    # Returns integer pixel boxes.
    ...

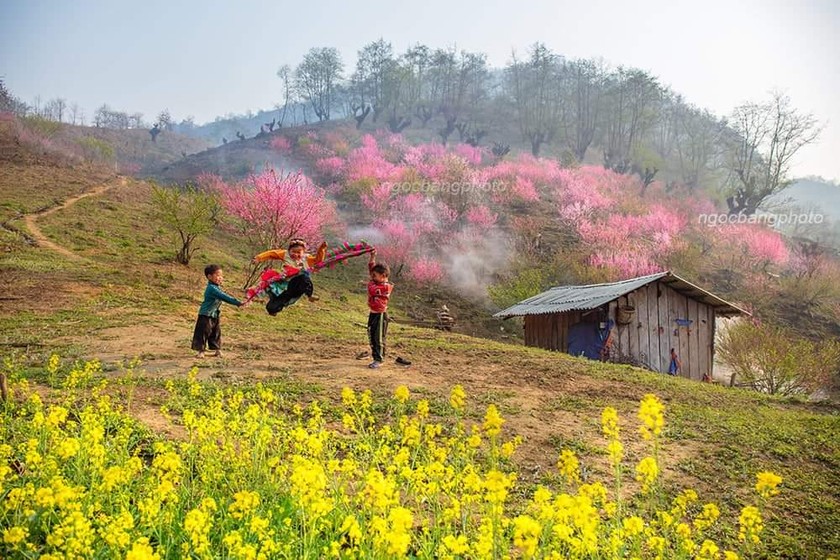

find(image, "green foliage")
[488,267,546,310]
[150,183,220,265]
[77,135,115,161]
[21,115,62,138]
[717,320,840,395]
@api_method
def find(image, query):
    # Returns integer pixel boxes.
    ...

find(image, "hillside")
[141,128,300,184]
[782,178,840,220]
[1,118,840,558]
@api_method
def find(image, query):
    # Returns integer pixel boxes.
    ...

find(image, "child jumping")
[367,250,393,369]
[252,238,328,315]
[192,264,246,358]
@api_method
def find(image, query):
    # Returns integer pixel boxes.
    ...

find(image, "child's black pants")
[191,315,221,351]
[266,273,314,315]
[368,312,389,362]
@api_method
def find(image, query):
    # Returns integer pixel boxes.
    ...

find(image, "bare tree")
[428,48,488,144]
[295,47,344,121]
[69,102,81,125]
[157,109,173,131]
[725,92,821,215]
[506,43,567,156]
[566,58,606,161]
[43,97,67,122]
[151,184,220,265]
[600,67,661,172]
[0,79,28,115]
[128,112,143,129]
[275,64,295,128]
[402,44,434,126]
[718,321,840,395]
[352,39,397,123]
[673,104,727,190]
[94,104,130,129]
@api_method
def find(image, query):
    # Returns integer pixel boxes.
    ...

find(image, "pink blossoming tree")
[215,168,337,252]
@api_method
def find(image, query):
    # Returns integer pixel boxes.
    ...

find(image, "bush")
[717,320,840,395]
[488,268,547,310]
[150,183,220,265]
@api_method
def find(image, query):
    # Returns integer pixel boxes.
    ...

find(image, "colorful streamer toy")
[245,240,376,302]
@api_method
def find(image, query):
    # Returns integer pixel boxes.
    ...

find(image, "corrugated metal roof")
[493,271,749,318]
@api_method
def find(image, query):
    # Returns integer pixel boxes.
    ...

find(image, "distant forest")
[1,40,821,218]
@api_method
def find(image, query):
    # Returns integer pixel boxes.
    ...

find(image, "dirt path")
[23,177,125,259]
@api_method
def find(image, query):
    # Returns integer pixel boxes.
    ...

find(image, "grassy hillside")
[1,125,840,558]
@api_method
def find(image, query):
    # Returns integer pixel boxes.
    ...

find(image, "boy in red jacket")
[367,250,393,369]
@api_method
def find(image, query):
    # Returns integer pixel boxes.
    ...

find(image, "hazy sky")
[2,0,838,180]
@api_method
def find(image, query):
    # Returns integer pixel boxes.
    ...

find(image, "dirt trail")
[23,177,125,259]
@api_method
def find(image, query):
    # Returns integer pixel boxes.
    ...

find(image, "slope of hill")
[779,178,840,220]
[141,130,299,184]
[1,120,840,558]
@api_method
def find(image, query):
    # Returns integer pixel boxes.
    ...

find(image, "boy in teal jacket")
[191,264,246,358]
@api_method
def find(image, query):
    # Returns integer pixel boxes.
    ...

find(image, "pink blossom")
[218,168,336,250]
[360,182,394,214]
[346,135,402,182]
[270,136,291,153]
[408,258,445,283]
[315,156,346,181]
[454,144,484,166]
[589,252,664,279]
[718,225,789,266]
[465,205,498,228]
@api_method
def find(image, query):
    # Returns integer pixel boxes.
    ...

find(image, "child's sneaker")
[395,357,412,366]
[368,361,382,369]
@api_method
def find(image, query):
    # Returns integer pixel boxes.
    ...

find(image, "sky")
[2,0,839,180]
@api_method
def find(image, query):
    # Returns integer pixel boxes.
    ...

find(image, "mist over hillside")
[781,178,840,220]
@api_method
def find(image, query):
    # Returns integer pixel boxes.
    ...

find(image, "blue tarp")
[568,320,614,360]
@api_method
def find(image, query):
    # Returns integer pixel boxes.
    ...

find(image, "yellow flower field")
[0,357,782,559]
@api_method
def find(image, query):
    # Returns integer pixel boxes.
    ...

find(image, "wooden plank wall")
[524,311,581,351]
[608,281,715,380]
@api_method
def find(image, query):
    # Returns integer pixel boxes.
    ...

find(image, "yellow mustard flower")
[450,385,466,411]
[2,526,28,547]
[635,456,659,494]
[513,515,542,558]
[394,385,410,403]
[126,537,161,560]
[697,539,721,560]
[601,407,620,440]
[755,471,782,499]
[638,394,665,440]
[738,505,763,544]
[693,503,721,532]
[557,449,581,484]
[623,515,645,537]
[341,386,357,406]
[607,439,624,466]
[442,533,470,555]
[483,404,504,437]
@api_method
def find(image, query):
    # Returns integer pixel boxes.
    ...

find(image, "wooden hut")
[493,272,749,381]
